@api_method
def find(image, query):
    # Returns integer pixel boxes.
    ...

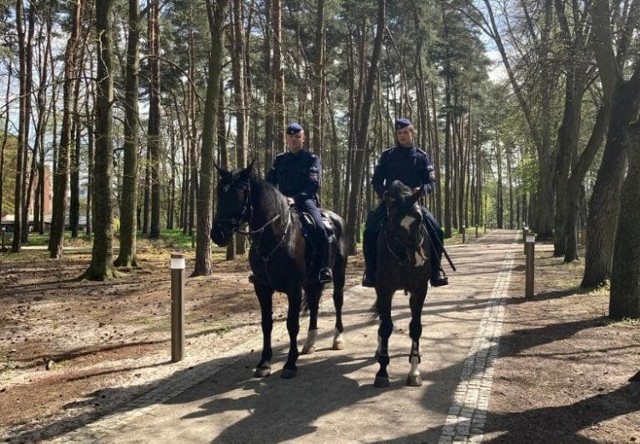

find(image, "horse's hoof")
[332,332,345,350]
[253,366,271,378]
[281,367,297,379]
[406,374,422,386]
[301,345,316,354]
[374,376,390,388]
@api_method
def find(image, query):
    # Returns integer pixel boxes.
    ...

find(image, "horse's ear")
[408,187,423,205]
[239,159,256,181]
[213,162,231,179]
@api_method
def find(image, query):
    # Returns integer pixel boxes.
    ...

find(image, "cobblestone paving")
[48,230,520,443]
[439,238,516,443]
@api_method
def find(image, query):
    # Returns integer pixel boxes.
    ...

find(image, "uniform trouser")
[363,203,444,276]
[297,198,330,268]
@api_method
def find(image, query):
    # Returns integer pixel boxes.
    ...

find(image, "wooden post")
[171,253,185,362]
[522,226,529,254]
[461,225,466,243]
[525,234,535,298]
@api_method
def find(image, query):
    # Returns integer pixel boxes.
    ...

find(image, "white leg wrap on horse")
[333,328,345,350]
[302,329,318,354]
[409,355,420,377]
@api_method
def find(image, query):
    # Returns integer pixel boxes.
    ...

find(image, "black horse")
[211,162,348,379]
[372,180,431,387]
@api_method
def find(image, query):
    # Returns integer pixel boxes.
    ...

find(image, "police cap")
[395,118,412,130]
[286,122,304,135]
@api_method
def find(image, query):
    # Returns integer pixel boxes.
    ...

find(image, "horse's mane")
[249,174,290,215]
[387,180,412,198]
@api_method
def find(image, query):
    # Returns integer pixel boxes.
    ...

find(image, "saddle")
[300,210,335,236]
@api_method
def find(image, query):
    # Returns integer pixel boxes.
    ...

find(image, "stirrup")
[430,269,448,287]
[319,267,333,284]
[362,271,376,287]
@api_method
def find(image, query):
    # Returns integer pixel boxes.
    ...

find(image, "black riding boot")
[362,228,377,287]
[430,250,448,287]
[318,239,333,284]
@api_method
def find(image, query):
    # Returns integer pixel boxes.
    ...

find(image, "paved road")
[55,229,520,444]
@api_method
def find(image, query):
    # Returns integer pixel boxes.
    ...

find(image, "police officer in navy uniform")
[267,122,333,284]
[362,117,449,288]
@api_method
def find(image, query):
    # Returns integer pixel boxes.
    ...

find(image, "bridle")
[384,205,428,267]
[216,180,292,285]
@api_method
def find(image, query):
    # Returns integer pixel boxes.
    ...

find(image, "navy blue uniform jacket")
[371,145,436,198]
[266,150,321,205]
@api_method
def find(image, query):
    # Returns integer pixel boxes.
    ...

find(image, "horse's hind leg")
[254,283,275,378]
[406,289,427,386]
[302,284,321,354]
[281,286,303,379]
[374,289,394,388]
[331,253,346,350]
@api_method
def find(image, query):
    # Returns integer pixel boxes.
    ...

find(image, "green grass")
[146,229,195,249]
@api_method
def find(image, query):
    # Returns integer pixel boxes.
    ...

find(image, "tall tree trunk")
[49,0,83,258]
[115,0,141,267]
[20,2,35,244]
[262,0,274,171]
[83,0,117,280]
[345,0,385,254]
[0,61,11,226]
[148,0,161,239]
[582,0,640,287]
[33,12,52,234]
[311,0,325,160]
[12,0,26,252]
[232,0,248,255]
[610,122,640,319]
[85,71,95,235]
[193,0,229,276]
[564,104,609,262]
[272,0,284,156]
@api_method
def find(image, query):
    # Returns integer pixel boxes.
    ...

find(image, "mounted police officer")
[266,122,333,284]
[362,117,449,288]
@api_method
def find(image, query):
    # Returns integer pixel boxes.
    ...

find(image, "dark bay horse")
[372,180,430,387]
[211,162,348,379]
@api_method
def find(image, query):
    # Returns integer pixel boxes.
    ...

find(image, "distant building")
[1,166,53,232]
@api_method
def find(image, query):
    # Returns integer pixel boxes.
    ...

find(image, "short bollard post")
[525,234,535,298]
[461,225,466,243]
[522,226,529,254]
[170,253,185,362]
[1,227,6,252]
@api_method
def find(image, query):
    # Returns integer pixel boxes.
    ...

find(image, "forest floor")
[0,232,639,442]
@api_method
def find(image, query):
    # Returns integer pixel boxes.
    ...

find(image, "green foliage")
[151,229,194,249]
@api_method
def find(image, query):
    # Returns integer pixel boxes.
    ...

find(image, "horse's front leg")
[254,283,274,378]
[406,288,427,386]
[374,288,394,388]
[281,285,303,379]
[331,254,346,350]
[302,284,321,354]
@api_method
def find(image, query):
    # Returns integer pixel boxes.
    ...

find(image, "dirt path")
[43,230,522,443]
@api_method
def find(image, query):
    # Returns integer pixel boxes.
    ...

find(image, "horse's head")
[211,161,255,246]
[383,180,427,266]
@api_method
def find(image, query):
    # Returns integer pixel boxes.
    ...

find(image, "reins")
[229,181,293,288]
